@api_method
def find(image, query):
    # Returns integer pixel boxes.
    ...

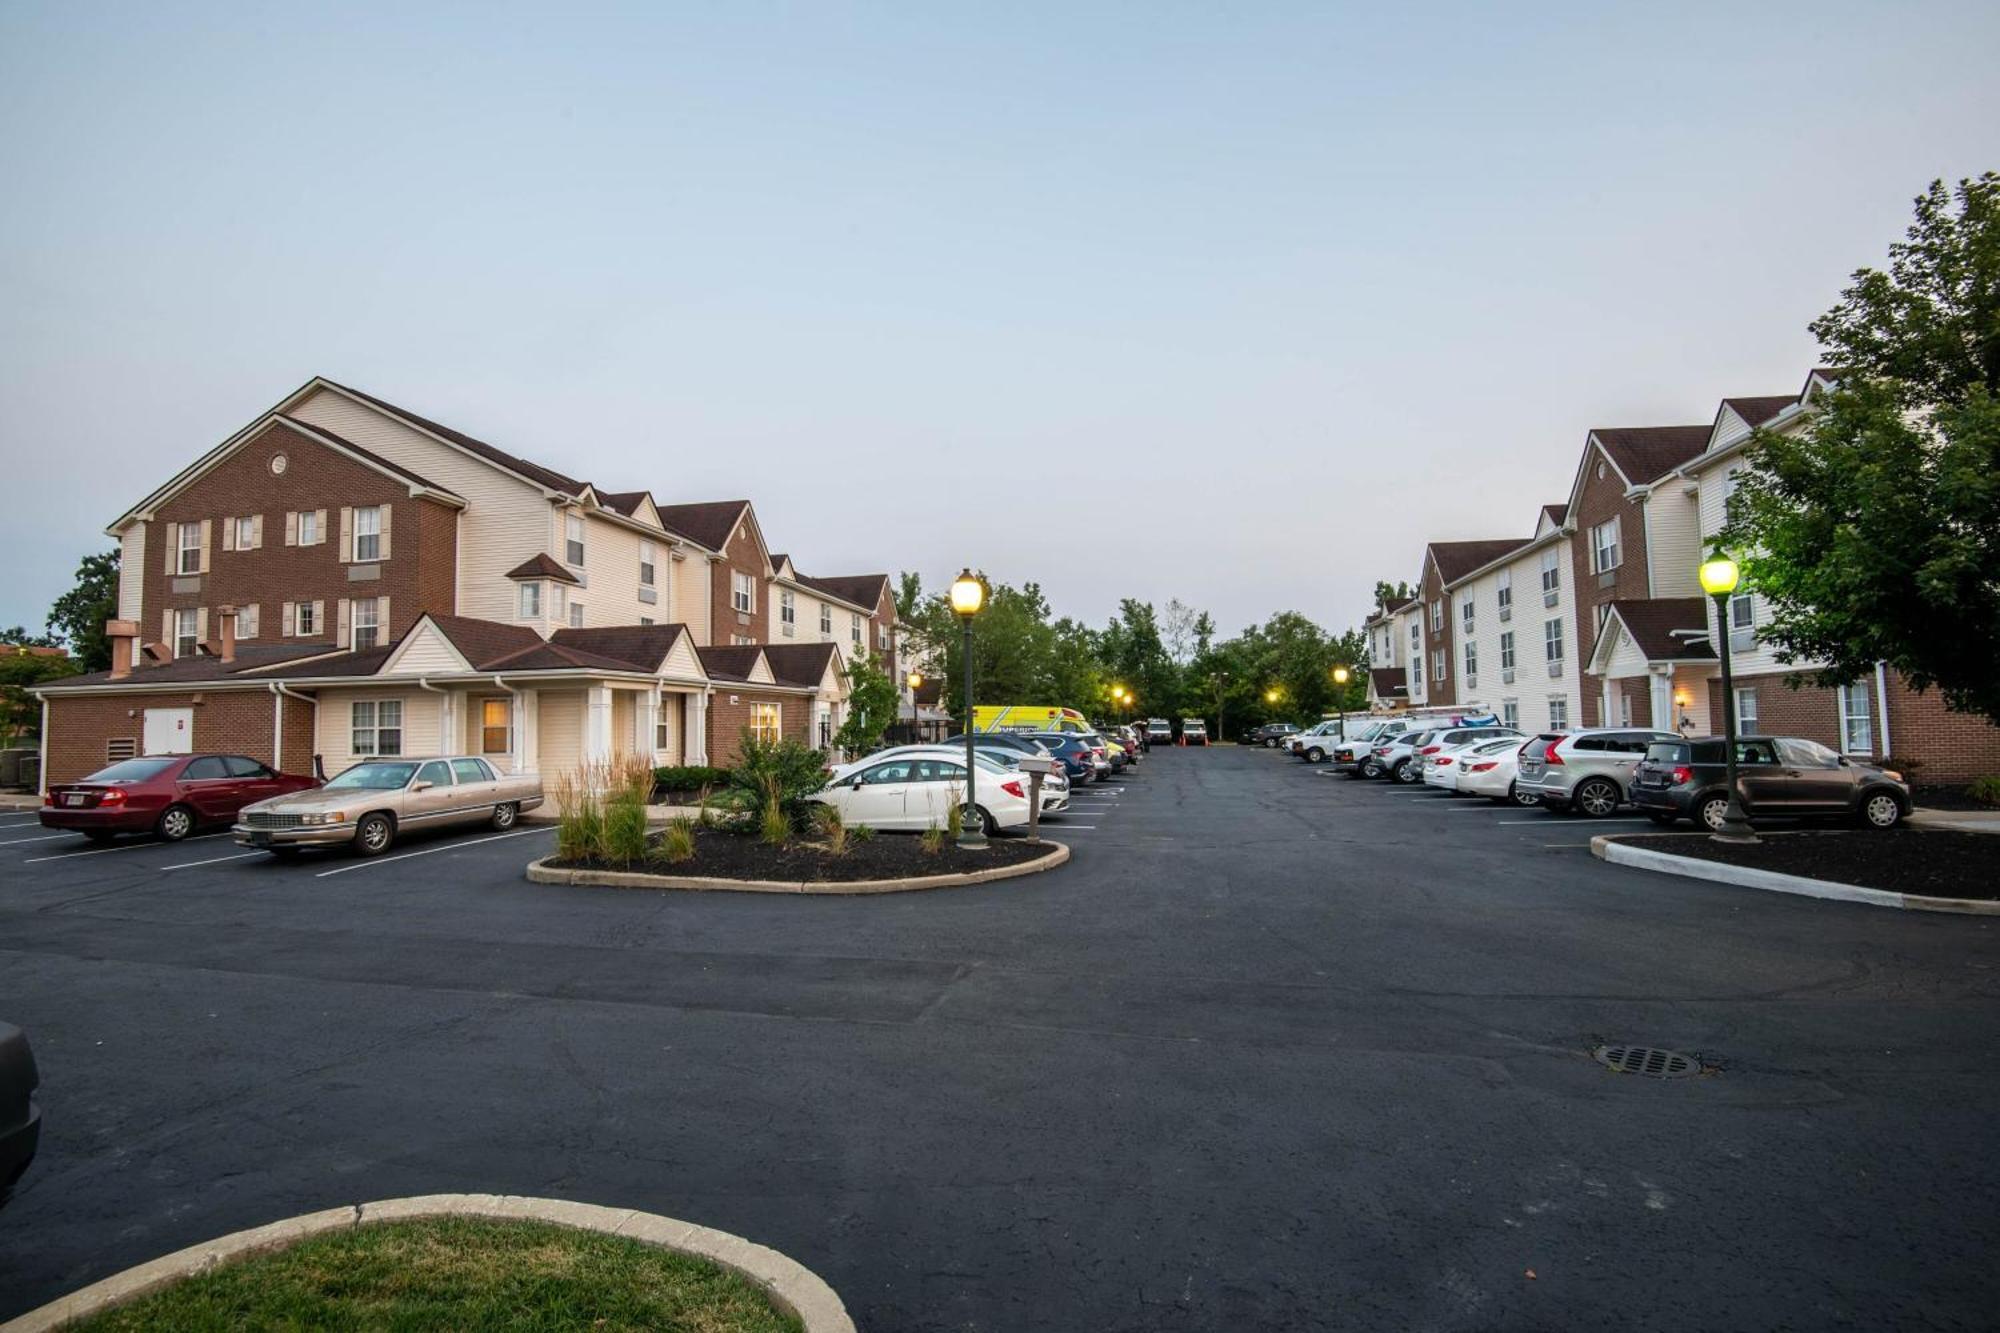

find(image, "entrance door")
[144,707,194,755]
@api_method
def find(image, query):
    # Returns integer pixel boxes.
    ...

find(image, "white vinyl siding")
[1640,490,1703,598]
[535,690,585,777]
[316,690,440,777]
[118,525,146,621]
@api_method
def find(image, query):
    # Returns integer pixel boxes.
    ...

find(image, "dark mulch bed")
[1912,784,1998,813]
[1620,830,1998,899]
[551,825,1059,883]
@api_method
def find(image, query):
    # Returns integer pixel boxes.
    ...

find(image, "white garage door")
[143,707,194,755]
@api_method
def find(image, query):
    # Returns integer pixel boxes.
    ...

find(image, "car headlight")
[1882,770,1902,781]
[299,811,348,826]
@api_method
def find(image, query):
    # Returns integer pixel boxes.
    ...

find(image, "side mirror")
[850,774,866,788]
[1836,755,1850,767]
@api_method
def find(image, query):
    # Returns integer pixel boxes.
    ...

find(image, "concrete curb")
[0,1194,854,1333]
[1591,835,2000,915]
[1908,809,2000,834]
[526,840,1070,894]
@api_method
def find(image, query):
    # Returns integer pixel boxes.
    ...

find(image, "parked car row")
[40,751,545,857]
[1264,717,1913,828]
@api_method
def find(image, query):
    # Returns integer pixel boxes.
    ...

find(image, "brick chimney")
[216,606,238,664]
[104,619,139,680]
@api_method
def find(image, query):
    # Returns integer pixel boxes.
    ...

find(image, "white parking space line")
[313,825,554,878]
[1496,818,1652,826]
[163,851,269,871]
[24,832,227,864]
[0,832,75,845]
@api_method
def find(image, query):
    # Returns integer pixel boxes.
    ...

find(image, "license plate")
[63,793,84,806]
[248,831,273,846]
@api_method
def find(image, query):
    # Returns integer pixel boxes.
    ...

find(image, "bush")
[1969,775,2000,807]
[813,803,849,855]
[849,822,876,843]
[553,769,606,863]
[654,765,730,798]
[727,733,831,832]
[919,822,946,855]
[556,759,653,865]
[604,758,653,866]
[658,816,696,864]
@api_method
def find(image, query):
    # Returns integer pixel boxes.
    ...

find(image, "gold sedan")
[234,756,544,857]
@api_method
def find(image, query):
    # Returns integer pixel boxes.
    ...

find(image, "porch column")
[1648,669,1675,731]
[687,691,709,765]
[519,689,540,773]
[638,689,658,761]
[584,684,613,765]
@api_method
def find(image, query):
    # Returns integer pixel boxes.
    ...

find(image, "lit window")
[352,700,403,756]
[352,598,380,650]
[565,513,585,566]
[481,699,511,755]
[519,582,541,618]
[353,506,382,562]
[749,702,781,745]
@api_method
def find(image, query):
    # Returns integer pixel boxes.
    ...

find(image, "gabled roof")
[481,640,641,672]
[503,553,581,585]
[1428,539,1529,585]
[762,641,842,690]
[271,416,458,497]
[1588,598,1715,668]
[799,572,890,611]
[695,644,769,683]
[1721,396,1796,431]
[655,500,750,552]
[1587,426,1711,486]
[418,614,546,668]
[1541,503,1568,527]
[594,490,665,527]
[549,624,691,674]
[318,379,588,496]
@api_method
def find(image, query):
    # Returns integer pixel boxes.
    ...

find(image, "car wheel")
[354,812,396,857]
[1859,792,1903,829]
[1509,783,1541,808]
[1647,812,1679,827]
[156,804,195,842]
[1306,747,1326,764]
[1360,758,1384,780]
[1698,795,1731,832]
[1574,778,1621,818]
[1393,760,1419,784]
[491,802,519,831]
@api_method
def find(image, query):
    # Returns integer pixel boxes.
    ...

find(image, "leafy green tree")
[45,548,121,673]
[0,626,60,649]
[834,652,900,754]
[1372,580,1415,613]
[1727,174,2000,723]
[0,647,78,747]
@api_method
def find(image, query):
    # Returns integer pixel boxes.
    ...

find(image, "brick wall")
[135,420,457,655]
[42,688,316,786]
[1419,560,1454,706]
[1571,445,1650,726]
[1702,669,2000,783]
[710,518,768,647]
[706,687,814,768]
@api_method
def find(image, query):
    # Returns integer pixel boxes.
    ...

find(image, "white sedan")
[1453,737,1540,806]
[1421,736,1516,793]
[811,746,1039,834]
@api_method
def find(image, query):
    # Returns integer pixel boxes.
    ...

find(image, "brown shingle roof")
[594,489,653,518]
[1430,539,1529,584]
[1542,503,1568,527]
[1603,598,1714,662]
[421,615,545,669]
[762,642,839,689]
[1589,426,1710,485]
[481,641,639,672]
[798,572,889,610]
[654,500,749,552]
[1369,667,1408,699]
[1722,396,1796,429]
[503,553,580,585]
[322,380,588,496]
[549,624,689,673]
[694,645,765,682]
[41,642,346,689]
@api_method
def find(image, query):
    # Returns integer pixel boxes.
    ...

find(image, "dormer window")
[519,582,542,619]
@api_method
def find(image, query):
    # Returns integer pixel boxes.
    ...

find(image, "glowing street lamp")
[1332,664,1352,744]
[1699,555,1757,843]
[906,670,924,743]
[949,570,987,849]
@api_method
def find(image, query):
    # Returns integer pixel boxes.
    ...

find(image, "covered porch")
[1587,599,1716,734]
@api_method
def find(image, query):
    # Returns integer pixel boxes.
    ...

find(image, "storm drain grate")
[1593,1044,1701,1079]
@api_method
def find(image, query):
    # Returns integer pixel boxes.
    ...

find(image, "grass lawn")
[71,1217,803,1332]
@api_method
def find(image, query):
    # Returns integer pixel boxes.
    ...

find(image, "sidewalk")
[1910,808,2000,834]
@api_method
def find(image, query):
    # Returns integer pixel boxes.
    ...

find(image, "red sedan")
[41,754,321,843]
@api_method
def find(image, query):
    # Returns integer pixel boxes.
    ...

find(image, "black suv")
[1632,735,1910,830]
[1248,723,1301,748]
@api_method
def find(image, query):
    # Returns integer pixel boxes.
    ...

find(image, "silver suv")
[1515,728,1681,816]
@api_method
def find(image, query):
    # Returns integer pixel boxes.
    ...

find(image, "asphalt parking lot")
[4,747,2000,1330]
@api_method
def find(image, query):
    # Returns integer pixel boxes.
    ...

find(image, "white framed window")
[178,523,201,575]
[732,570,754,613]
[1410,623,1421,654]
[174,607,199,658]
[565,513,585,566]
[353,506,382,562]
[1411,649,1423,689]
[234,516,256,550]
[1540,547,1561,606]
[1502,700,1519,729]
[1463,639,1477,687]
[1548,697,1569,730]
[655,700,673,750]
[1544,618,1565,676]
[1497,569,1512,620]
[1499,630,1516,674]
[851,612,863,645]
[352,598,381,650]
[237,604,259,639]
[298,509,320,546]
[639,540,656,588]
[569,601,585,629]
[1429,600,1442,632]
[819,602,832,635]
[749,702,781,745]
[731,633,755,645]
[481,699,511,755]
[1591,517,1621,574]
[1619,692,1634,727]
[351,700,403,756]
[296,600,319,637]
[1728,595,1755,652]
[639,616,653,626]
[519,582,541,618]
[1432,649,1446,682]
[1734,686,1759,734]
[1460,599,1474,634]
[780,588,796,633]
[878,622,891,650]
[1838,683,1872,753]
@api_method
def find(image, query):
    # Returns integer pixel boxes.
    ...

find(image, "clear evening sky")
[2,2,1995,639]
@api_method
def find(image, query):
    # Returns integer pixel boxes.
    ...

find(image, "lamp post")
[949,570,987,849]
[1699,556,1758,844]
[1332,665,1352,744]
[906,670,923,744]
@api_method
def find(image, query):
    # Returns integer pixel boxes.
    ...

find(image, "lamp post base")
[1709,798,1760,844]
[956,833,990,851]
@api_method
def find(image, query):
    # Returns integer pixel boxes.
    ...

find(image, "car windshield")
[80,758,179,783]
[325,762,419,790]
[1645,742,1689,763]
